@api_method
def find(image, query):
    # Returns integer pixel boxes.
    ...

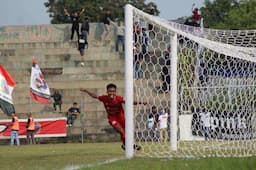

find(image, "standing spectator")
[51,90,62,113]
[192,3,201,27]
[66,102,80,127]
[148,106,159,141]
[161,46,170,92]
[10,112,20,146]
[109,19,125,52]
[156,46,170,93]
[200,110,211,140]
[26,112,36,144]
[133,20,141,48]
[101,9,112,41]
[141,27,149,55]
[158,109,168,143]
[64,8,85,41]
[78,33,87,57]
[134,53,143,79]
[80,17,90,46]
[80,83,144,150]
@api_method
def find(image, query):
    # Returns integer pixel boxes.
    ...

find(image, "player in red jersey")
[80,83,142,150]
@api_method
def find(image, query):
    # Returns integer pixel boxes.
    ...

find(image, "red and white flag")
[0,65,15,104]
[30,59,50,104]
[0,65,16,115]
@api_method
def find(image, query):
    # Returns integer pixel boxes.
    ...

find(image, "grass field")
[0,142,255,170]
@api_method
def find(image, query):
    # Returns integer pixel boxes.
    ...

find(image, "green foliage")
[201,0,256,29]
[44,0,159,24]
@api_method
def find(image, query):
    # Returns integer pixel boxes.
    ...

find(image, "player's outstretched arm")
[64,8,70,16]
[80,88,98,99]
[80,8,85,15]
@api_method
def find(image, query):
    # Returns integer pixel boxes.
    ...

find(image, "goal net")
[124,4,256,158]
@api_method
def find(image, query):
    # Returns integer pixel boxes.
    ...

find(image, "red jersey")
[98,95,125,118]
[193,11,201,21]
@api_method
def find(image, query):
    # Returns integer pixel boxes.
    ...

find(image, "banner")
[30,59,50,104]
[191,108,255,140]
[0,65,16,115]
[0,117,67,139]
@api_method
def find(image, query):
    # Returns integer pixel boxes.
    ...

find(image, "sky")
[0,0,204,26]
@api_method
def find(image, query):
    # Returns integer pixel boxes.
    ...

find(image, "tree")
[200,0,256,29]
[44,0,159,24]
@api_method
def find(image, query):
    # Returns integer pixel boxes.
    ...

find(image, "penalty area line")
[63,157,127,170]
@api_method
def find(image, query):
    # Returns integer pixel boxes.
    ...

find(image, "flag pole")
[29,96,32,113]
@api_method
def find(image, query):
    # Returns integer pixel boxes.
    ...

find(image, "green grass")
[0,142,255,170]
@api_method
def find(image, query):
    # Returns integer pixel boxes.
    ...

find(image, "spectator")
[134,53,143,79]
[64,8,85,41]
[200,110,211,140]
[67,102,80,127]
[51,90,62,113]
[161,46,171,92]
[133,20,141,48]
[78,33,87,57]
[26,112,36,144]
[80,17,90,46]
[198,62,208,86]
[101,9,112,41]
[148,106,159,141]
[158,109,168,143]
[141,27,149,55]
[156,46,170,93]
[192,4,201,27]
[10,112,20,146]
[109,19,125,52]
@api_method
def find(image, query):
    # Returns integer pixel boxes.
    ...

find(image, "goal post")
[124,4,134,158]
[125,4,256,158]
[170,33,178,151]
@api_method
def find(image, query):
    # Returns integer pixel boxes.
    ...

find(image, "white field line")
[63,157,126,170]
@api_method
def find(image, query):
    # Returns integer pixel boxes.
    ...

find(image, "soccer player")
[80,83,143,151]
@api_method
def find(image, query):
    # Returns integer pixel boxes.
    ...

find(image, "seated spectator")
[51,90,62,113]
[67,102,80,127]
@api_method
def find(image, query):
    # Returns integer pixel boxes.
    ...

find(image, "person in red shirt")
[80,83,142,151]
[192,3,201,27]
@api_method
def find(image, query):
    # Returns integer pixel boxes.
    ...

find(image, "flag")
[30,59,50,104]
[0,65,16,115]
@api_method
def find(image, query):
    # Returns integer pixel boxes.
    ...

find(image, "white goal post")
[125,4,256,158]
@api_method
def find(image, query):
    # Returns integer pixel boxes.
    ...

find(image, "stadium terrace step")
[0,23,123,141]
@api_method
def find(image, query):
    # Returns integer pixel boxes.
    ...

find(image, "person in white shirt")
[109,19,125,52]
[158,109,168,143]
[200,111,211,140]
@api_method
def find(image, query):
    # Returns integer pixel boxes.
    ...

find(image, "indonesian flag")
[30,59,50,104]
[0,65,16,116]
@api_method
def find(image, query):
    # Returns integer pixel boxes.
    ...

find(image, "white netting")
[130,5,256,158]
